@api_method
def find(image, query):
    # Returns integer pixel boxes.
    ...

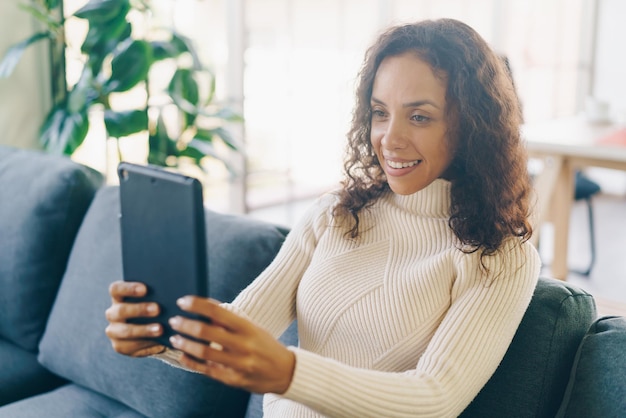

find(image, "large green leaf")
[104,109,148,138]
[193,128,213,143]
[0,32,50,78]
[104,39,153,93]
[168,69,199,127]
[40,106,90,155]
[89,22,132,74]
[151,34,190,61]
[74,0,130,23]
[81,15,130,58]
[45,0,61,8]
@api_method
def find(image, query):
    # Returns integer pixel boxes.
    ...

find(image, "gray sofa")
[0,144,624,417]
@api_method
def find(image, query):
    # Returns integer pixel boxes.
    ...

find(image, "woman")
[106,19,540,417]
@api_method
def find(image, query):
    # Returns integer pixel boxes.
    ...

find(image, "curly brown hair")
[334,18,533,257]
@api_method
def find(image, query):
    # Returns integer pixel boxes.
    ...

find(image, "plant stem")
[47,0,66,107]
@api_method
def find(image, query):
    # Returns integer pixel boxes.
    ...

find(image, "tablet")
[118,162,208,347]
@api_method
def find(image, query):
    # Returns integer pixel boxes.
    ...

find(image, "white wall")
[0,1,52,149]
[592,0,626,121]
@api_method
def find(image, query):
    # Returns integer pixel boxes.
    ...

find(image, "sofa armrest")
[460,276,597,417]
[556,315,626,417]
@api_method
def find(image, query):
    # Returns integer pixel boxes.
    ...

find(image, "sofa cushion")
[460,277,597,418]
[555,315,626,417]
[38,186,287,418]
[0,338,66,406]
[0,384,146,418]
[0,145,102,351]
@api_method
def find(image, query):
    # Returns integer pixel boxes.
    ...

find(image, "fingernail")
[134,284,145,296]
[170,335,182,347]
[177,297,191,308]
[146,304,158,314]
[169,316,181,327]
[148,324,160,334]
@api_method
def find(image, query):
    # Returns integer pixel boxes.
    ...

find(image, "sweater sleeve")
[227,194,332,336]
[280,239,541,418]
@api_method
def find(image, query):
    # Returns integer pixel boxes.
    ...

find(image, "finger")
[105,301,160,322]
[109,338,166,357]
[170,334,238,369]
[169,316,237,348]
[133,344,167,357]
[109,281,147,303]
[105,322,163,340]
[177,296,248,332]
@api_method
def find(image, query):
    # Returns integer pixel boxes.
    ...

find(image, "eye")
[411,114,430,123]
[371,108,386,119]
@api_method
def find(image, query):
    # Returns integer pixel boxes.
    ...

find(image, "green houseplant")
[0,0,242,173]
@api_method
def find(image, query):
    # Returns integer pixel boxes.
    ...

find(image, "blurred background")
[3,0,625,214]
[1,0,625,307]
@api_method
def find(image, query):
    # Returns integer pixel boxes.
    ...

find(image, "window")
[59,0,592,214]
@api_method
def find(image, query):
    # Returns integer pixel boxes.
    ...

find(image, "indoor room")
[0,0,624,416]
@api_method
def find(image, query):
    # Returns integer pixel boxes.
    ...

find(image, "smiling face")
[370,52,455,195]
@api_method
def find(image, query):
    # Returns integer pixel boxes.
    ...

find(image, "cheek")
[441,138,456,163]
[438,144,455,171]
[369,129,381,151]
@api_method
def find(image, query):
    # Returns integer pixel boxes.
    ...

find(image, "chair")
[573,170,601,276]
[531,170,601,277]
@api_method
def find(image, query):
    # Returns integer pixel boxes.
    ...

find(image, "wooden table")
[522,116,626,280]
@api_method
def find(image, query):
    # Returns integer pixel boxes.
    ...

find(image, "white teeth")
[387,160,420,169]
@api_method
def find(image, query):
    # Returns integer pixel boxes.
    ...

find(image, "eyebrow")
[371,96,441,109]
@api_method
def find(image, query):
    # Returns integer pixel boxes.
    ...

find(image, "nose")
[381,117,408,150]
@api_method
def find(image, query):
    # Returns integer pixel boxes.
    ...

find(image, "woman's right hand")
[105,280,166,357]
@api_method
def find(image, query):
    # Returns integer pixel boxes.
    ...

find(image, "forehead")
[372,52,448,102]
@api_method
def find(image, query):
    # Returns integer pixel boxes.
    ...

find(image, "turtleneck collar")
[386,178,451,219]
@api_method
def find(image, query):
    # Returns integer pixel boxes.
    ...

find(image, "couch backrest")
[37,186,288,418]
[460,276,597,418]
[0,145,102,351]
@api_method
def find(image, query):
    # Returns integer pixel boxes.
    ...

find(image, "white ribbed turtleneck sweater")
[160,179,540,417]
[229,179,540,417]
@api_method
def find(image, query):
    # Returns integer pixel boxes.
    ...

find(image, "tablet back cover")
[118,162,207,346]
